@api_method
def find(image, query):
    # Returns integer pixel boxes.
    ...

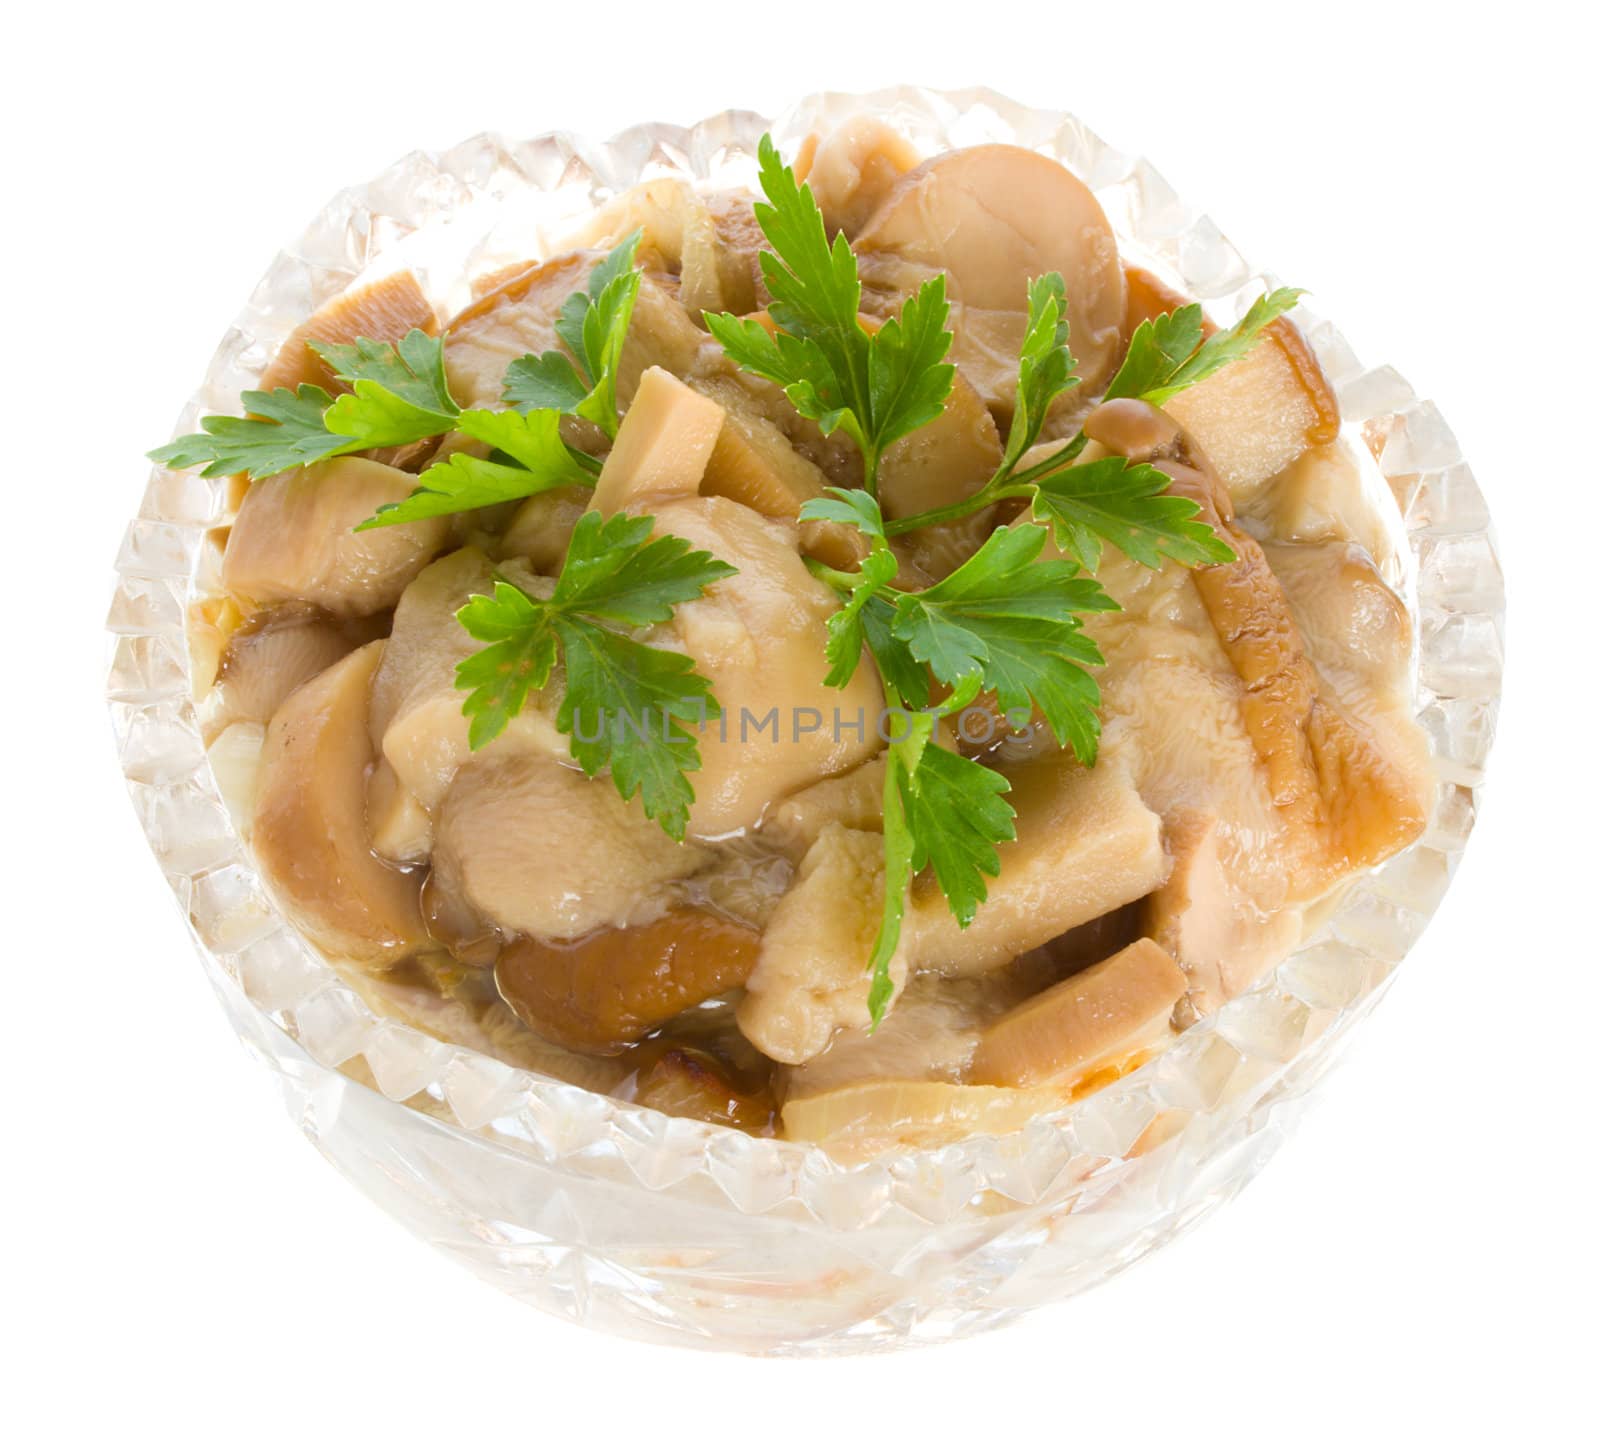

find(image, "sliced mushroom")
[1143,810,1303,1016]
[443,250,601,412]
[252,641,424,962]
[205,602,362,738]
[882,361,1002,514]
[495,907,760,1055]
[259,269,436,395]
[366,546,496,826]
[793,115,922,237]
[966,938,1186,1088]
[222,457,450,618]
[1162,319,1340,502]
[909,752,1167,978]
[499,486,590,572]
[760,755,886,862]
[855,145,1126,415]
[590,365,724,515]
[646,496,883,837]
[781,1078,1065,1155]
[432,746,707,942]
[631,1046,778,1134]
[691,372,867,571]
[738,823,907,1064]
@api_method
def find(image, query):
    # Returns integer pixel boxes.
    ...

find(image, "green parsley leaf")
[891,523,1116,763]
[798,486,887,541]
[706,134,953,491]
[355,409,594,530]
[322,379,459,450]
[503,231,643,438]
[1030,455,1238,570]
[819,546,898,688]
[554,619,720,843]
[1002,272,1079,472]
[1103,287,1304,406]
[453,511,736,839]
[455,581,560,750]
[310,329,459,415]
[900,741,1014,928]
[147,385,355,479]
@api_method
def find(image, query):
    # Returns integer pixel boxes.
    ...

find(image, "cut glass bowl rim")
[109,85,1502,1227]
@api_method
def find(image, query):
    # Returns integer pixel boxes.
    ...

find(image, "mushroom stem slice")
[259,269,436,396]
[251,640,425,963]
[967,938,1186,1089]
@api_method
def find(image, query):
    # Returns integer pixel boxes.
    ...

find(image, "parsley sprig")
[455,511,737,841]
[705,136,955,496]
[149,233,649,524]
[801,488,1118,1022]
[502,231,643,439]
[879,285,1307,569]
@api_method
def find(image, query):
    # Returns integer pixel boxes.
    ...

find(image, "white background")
[5,2,1594,1435]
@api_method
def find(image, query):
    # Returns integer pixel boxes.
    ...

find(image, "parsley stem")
[804,556,866,591]
[881,481,1034,537]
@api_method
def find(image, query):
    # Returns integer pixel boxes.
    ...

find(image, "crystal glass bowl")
[108,86,1503,1355]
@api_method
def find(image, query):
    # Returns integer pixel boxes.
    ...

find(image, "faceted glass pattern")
[107,86,1504,1354]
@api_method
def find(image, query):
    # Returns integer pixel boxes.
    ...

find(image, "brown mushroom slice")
[967,938,1186,1088]
[910,753,1167,979]
[738,823,907,1064]
[647,496,883,838]
[222,457,450,619]
[259,270,436,396]
[252,641,425,963]
[1162,320,1340,502]
[495,908,759,1055]
[793,115,922,237]
[631,1046,778,1134]
[1144,811,1303,1015]
[206,603,361,737]
[433,746,707,942]
[855,145,1126,412]
[781,1079,1065,1155]
[1185,505,1430,888]
[590,366,724,515]
[691,373,867,571]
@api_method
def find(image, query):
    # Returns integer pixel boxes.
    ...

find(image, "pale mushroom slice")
[738,823,908,1065]
[589,365,724,515]
[259,269,436,395]
[221,457,450,619]
[202,602,362,740]
[690,372,867,571]
[499,486,589,573]
[792,115,922,237]
[781,1079,1066,1156]
[442,250,601,413]
[967,938,1186,1089]
[431,745,707,942]
[909,752,1167,979]
[854,145,1126,415]
[251,640,425,963]
[760,755,886,862]
[1143,811,1303,1016]
[646,495,884,839]
[1162,319,1340,503]
[495,908,760,1055]
[366,547,567,859]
